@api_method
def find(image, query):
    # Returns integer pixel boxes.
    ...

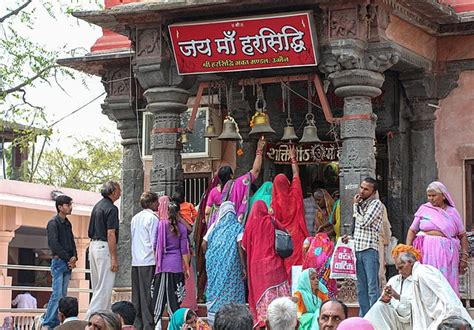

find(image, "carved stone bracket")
[319,40,400,76]
[400,70,460,124]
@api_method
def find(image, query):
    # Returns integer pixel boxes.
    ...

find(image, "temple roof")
[71,0,474,36]
[57,50,132,76]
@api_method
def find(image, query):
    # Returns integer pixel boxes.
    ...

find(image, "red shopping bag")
[329,238,357,280]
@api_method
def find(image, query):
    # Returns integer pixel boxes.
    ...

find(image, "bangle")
[256,150,263,156]
[461,258,468,263]
[291,159,297,164]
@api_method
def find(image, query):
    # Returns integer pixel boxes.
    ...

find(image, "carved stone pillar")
[330,68,384,234]
[400,73,438,214]
[319,2,400,237]
[133,27,194,196]
[101,62,144,291]
[320,47,399,236]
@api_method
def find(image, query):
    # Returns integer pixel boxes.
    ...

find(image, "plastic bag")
[329,237,357,280]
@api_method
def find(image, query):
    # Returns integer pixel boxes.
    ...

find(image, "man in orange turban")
[366,244,473,329]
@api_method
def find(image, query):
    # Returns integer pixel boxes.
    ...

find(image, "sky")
[2,0,120,153]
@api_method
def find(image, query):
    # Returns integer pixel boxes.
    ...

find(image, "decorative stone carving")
[182,160,212,173]
[319,41,400,75]
[136,28,161,58]
[330,8,357,38]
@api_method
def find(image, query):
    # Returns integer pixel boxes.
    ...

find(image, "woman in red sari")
[242,200,290,328]
[271,146,309,278]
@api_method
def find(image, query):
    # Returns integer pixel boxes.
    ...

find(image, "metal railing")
[0,263,92,329]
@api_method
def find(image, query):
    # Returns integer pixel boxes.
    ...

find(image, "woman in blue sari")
[205,201,245,325]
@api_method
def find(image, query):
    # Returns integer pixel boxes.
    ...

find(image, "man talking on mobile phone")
[342,177,383,317]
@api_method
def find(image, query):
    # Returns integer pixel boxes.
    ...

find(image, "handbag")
[269,216,293,258]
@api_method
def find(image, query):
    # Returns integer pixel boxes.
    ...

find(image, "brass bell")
[203,123,219,139]
[281,118,299,142]
[249,111,276,137]
[218,117,242,141]
[299,113,321,143]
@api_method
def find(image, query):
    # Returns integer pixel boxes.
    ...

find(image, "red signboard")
[168,12,318,75]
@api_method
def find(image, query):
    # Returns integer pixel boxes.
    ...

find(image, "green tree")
[33,137,122,192]
[0,1,102,180]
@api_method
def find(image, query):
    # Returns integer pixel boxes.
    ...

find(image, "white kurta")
[411,262,474,329]
[365,274,412,330]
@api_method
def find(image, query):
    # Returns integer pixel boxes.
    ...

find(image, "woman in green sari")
[249,181,273,210]
[293,268,329,330]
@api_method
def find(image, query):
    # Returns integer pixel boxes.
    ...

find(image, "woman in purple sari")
[406,181,469,295]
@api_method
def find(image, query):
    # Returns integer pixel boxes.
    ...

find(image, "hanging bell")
[203,123,219,139]
[299,113,321,143]
[249,111,276,137]
[281,118,299,142]
[218,117,242,141]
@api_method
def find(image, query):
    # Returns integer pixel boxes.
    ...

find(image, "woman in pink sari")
[406,181,469,295]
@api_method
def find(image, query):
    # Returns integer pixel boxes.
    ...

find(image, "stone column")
[318,2,400,237]
[101,62,144,293]
[320,40,399,237]
[329,69,384,234]
[133,27,194,196]
[400,73,439,215]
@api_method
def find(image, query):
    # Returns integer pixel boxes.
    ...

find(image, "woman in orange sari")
[271,146,308,278]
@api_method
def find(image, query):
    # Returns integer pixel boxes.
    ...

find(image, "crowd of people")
[40,138,474,329]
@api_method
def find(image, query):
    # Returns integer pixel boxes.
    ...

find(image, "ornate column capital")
[132,26,195,91]
[101,62,143,146]
[319,40,400,76]
[400,71,459,125]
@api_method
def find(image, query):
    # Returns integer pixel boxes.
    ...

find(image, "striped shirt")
[353,197,383,252]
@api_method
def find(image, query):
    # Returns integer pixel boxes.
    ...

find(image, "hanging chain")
[226,82,233,117]
[281,82,286,114]
[287,82,291,122]
[307,79,312,114]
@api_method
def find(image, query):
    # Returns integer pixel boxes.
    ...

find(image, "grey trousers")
[132,265,155,330]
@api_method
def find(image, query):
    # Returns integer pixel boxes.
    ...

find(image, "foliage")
[33,136,122,192]
[0,0,104,181]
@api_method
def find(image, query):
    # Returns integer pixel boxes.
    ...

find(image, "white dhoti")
[411,262,474,330]
[365,274,412,330]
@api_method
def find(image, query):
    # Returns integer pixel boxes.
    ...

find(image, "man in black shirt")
[42,195,77,329]
[86,180,121,319]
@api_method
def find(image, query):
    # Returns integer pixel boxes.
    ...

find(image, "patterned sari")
[302,232,337,299]
[411,182,465,295]
[205,201,245,323]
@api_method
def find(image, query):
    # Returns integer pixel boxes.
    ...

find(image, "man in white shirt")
[131,191,159,330]
[11,292,37,309]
